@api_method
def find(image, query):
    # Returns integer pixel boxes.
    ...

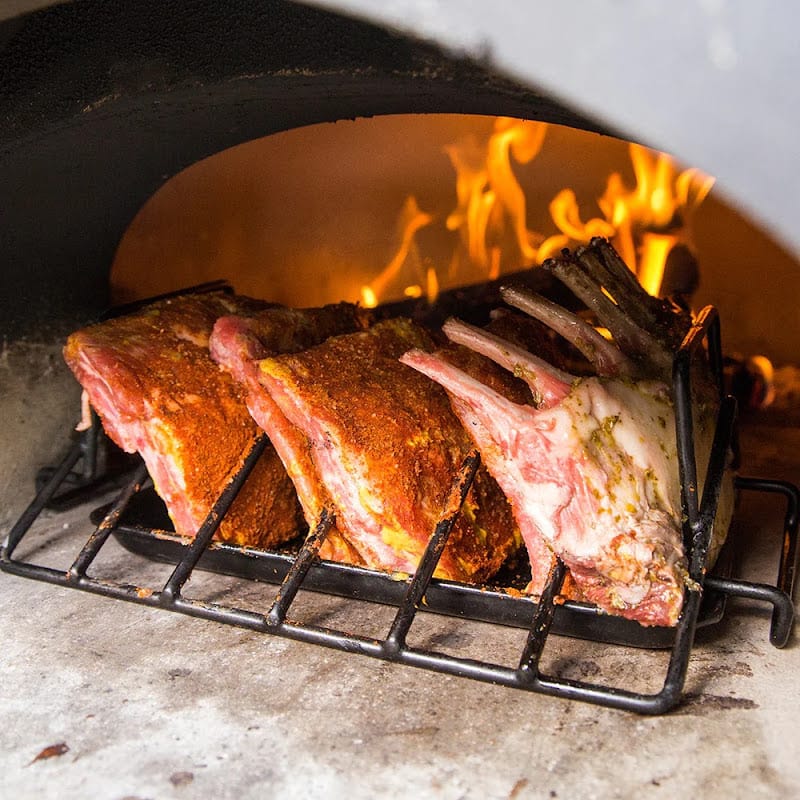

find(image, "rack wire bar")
[267,508,336,626]
[2,304,798,714]
[99,279,232,321]
[385,450,481,650]
[517,558,568,676]
[4,441,83,558]
[673,306,723,565]
[693,394,738,579]
[161,434,271,603]
[68,462,150,578]
[736,477,799,598]
[35,413,141,512]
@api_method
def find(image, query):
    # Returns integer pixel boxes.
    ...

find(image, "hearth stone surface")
[1,419,797,799]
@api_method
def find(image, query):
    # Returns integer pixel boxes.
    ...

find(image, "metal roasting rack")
[2,302,798,714]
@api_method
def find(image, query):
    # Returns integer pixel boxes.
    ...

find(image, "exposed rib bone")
[442,317,573,408]
[543,238,693,378]
[500,286,635,378]
[545,252,664,368]
[577,238,662,332]
[399,348,557,591]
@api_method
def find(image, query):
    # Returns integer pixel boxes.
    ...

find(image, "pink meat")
[64,292,303,549]
[401,346,688,626]
[402,238,735,627]
[209,303,371,563]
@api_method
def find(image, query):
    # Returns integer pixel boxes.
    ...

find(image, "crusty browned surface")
[214,302,372,365]
[64,293,302,548]
[208,301,372,564]
[257,318,519,582]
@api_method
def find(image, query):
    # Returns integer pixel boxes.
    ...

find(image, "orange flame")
[542,142,714,295]
[360,195,434,308]
[362,121,713,307]
[445,117,546,272]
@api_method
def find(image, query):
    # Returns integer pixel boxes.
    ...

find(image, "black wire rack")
[2,304,797,714]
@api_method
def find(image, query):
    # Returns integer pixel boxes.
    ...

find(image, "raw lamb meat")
[248,317,520,583]
[210,303,372,384]
[209,302,371,563]
[64,292,303,549]
[402,238,733,626]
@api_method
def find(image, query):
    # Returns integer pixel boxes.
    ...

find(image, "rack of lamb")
[402,238,734,626]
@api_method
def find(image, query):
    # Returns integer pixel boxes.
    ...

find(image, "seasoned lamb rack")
[209,302,371,563]
[64,292,303,549]
[402,238,733,626]
[248,317,520,583]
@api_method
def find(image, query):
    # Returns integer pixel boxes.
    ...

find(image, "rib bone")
[500,286,635,378]
[543,237,692,377]
[442,317,574,408]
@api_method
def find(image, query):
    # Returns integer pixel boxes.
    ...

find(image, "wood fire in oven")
[2,275,797,715]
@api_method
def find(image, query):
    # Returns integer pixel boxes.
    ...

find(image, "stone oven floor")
[1,417,798,799]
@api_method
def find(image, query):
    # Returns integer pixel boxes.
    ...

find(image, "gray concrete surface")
[1,422,798,799]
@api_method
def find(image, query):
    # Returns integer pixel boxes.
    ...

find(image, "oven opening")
[109,111,798,360]
[111,114,716,308]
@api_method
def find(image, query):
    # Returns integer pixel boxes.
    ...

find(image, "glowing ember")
[360,120,714,307]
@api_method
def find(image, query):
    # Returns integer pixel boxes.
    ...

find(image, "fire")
[444,117,546,270]
[361,117,546,308]
[542,142,714,295]
[361,120,714,307]
[360,196,434,308]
